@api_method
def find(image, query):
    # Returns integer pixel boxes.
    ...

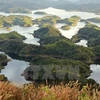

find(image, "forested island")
[0,15,33,28]
[71,23,100,63]
[34,11,47,15]
[61,25,70,30]
[33,15,80,28]
[33,15,61,27]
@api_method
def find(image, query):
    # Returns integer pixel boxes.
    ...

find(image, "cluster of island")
[0,15,100,84]
[0,10,100,85]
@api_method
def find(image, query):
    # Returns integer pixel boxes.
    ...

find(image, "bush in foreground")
[0,81,100,100]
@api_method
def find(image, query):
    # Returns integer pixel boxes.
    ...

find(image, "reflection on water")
[57,22,85,39]
[0,52,30,85]
[1,59,30,85]
[0,25,40,45]
[75,40,88,47]
[89,64,100,83]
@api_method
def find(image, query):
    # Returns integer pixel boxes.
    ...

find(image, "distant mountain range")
[0,0,100,14]
[77,0,100,4]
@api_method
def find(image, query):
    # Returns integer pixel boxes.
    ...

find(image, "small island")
[0,15,33,28]
[33,15,61,27]
[57,16,81,26]
[61,25,70,30]
[87,17,100,23]
[34,11,47,15]
[33,25,61,38]
[71,23,100,46]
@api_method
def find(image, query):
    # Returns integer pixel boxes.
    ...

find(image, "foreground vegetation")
[0,81,100,100]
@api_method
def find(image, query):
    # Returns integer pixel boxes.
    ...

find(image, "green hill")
[0,31,26,40]
[34,25,61,38]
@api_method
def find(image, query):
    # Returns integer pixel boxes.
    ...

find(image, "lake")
[0,7,100,84]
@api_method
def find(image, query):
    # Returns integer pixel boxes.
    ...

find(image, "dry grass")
[0,81,100,100]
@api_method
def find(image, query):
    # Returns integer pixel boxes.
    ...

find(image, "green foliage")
[0,54,8,71]
[39,35,66,45]
[0,74,8,81]
[44,39,95,62]
[31,56,91,80]
[0,15,33,28]
[34,25,61,38]
[57,16,80,26]
[71,23,100,47]
[0,40,26,53]
[93,46,100,57]
[0,31,26,40]
[33,15,61,27]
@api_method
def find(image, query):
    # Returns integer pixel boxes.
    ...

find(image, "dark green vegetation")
[0,74,8,81]
[0,54,8,70]
[34,15,80,28]
[57,16,80,26]
[0,54,8,81]
[88,17,100,23]
[71,23,100,63]
[0,15,33,28]
[0,31,26,81]
[0,25,96,83]
[30,56,92,83]
[34,25,61,38]
[71,23,100,47]
[34,11,47,15]
[33,15,61,27]
[0,31,26,40]
[0,39,95,83]
[0,23,99,84]
[61,25,70,30]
